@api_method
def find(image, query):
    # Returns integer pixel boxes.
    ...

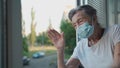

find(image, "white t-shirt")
[71,25,120,68]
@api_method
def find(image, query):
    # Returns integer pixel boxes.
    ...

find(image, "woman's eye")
[72,23,77,28]
[77,19,82,24]
[78,19,82,22]
[73,23,76,27]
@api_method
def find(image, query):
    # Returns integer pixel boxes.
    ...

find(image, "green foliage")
[29,24,36,46]
[36,32,53,45]
[31,8,35,21]
[60,19,76,55]
[23,37,29,57]
[29,8,36,46]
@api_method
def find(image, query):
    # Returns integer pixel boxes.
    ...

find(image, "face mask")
[76,22,94,39]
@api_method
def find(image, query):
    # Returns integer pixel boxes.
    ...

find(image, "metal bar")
[114,0,118,24]
[1,0,7,68]
[105,0,108,27]
[77,0,80,6]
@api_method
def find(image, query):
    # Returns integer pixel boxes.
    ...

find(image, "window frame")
[0,0,23,68]
[107,0,120,26]
[0,0,7,68]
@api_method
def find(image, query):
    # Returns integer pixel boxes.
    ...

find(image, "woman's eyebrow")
[77,18,82,21]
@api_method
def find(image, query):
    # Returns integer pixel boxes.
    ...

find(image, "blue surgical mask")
[76,22,94,39]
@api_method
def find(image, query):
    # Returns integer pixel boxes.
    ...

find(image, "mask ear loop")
[76,30,78,43]
[76,25,79,43]
[76,17,93,43]
[76,24,81,43]
[91,16,94,26]
[91,16,95,35]
[91,16,95,29]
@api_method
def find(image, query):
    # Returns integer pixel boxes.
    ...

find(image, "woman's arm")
[113,42,120,68]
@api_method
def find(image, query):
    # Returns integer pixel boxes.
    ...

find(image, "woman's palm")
[47,29,65,50]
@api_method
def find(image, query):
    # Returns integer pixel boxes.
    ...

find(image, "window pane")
[21,0,76,68]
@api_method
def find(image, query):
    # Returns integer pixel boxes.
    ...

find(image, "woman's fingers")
[47,29,65,49]
[47,30,55,40]
[47,29,64,45]
[47,31,53,40]
[47,29,59,42]
[49,29,60,38]
[47,33,56,44]
[61,32,64,37]
[51,29,61,39]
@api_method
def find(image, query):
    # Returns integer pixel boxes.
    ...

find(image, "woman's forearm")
[57,49,66,68]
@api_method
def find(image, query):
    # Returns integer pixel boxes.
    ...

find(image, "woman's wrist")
[57,48,64,53]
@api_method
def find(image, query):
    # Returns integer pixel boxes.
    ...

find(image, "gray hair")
[68,5,97,21]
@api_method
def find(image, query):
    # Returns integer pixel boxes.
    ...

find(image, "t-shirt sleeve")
[111,25,120,46]
[70,43,79,59]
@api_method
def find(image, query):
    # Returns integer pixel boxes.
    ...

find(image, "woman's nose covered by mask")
[76,21,94,39]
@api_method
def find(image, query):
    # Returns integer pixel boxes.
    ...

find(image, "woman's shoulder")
[77,38,87,46]
[105,24,120,33]
[109,24,120,30]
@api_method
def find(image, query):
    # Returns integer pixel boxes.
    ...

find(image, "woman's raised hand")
[47,29,65,50]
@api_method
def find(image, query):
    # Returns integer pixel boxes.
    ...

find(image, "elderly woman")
[47,5,120,68]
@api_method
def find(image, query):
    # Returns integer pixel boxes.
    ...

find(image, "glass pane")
[21,0,76,68]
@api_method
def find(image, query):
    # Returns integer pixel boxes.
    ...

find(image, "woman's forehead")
[72,11,87,22]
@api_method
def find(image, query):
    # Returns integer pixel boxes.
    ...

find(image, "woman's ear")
[93,15,97,20]
[93,15,97,23]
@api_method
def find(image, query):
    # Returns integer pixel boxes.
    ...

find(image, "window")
[79,0,88,5]
[107,0,120,26]
[1,0,76,68]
